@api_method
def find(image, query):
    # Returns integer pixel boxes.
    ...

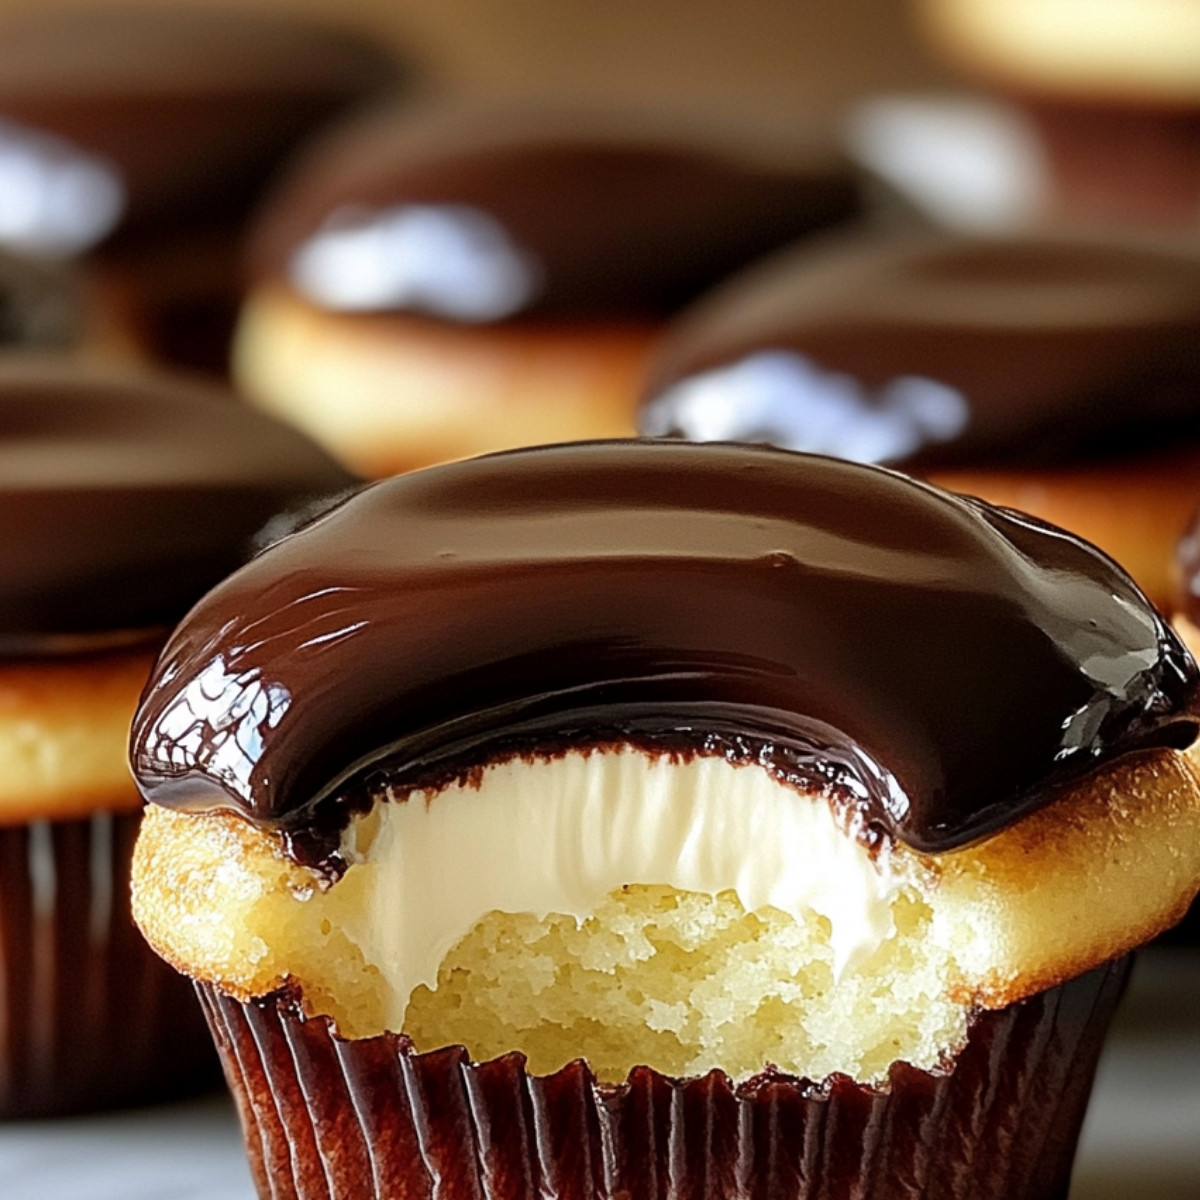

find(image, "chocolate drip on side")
[640,232,1200,469]
[130,442,1199,856]
[0,361,357,642]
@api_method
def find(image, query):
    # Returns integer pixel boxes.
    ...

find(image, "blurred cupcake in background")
[0,358,356,1116]
[916,0,1200,229]
[0,247,128,358]
[639,227,1200,608]
[0,5,404,374]
[234,99,862,476]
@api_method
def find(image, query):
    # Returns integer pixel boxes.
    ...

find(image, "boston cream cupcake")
[640,229,1200,608]
[0,6,399,235]
[0,359,355,1117]
[131,442,1200,1199]
[0,6,401,374]
[235,101,860,475]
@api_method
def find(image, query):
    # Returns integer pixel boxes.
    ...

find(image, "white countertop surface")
[0,949,1196,1199]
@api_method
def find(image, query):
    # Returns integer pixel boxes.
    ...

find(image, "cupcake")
[0,6,402,374]
[916,0,1200,228]
[234,100,861,475]
[130,442,1200,1198]
[0,247,96,354]
[0,358,356,1117]
[639,228,1200,608]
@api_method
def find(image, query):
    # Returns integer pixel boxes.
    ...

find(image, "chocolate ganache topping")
[131,441,1198,856]
[640,232,1200,468]
[0,360,356,645]
[0,251,82,346]
[0,8,399,236]
[251,103,860,324]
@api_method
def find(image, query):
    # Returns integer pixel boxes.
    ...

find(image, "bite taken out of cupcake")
[234,100,861,476]
[0,358,356,1117]
[131,441,1200,1200]
[639,228,1200,610]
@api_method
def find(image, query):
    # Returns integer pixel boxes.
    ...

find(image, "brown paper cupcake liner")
[199,954,1129,1200]
[0,810,219,1117]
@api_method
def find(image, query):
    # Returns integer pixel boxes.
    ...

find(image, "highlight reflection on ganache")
[131,442,1199,858]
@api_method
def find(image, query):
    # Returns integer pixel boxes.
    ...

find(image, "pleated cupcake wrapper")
[0,810,218,1117]
[199,954,1129,1200]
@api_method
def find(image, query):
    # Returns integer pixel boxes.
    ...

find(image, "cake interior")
[133,742,1200,1087]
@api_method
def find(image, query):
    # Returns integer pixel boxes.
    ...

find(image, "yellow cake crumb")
[404,884,966,1084]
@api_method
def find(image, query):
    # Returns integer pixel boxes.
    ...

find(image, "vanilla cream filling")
[334,747,917,1033]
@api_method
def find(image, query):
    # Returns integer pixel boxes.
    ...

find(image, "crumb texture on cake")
[133,744,1200,1085]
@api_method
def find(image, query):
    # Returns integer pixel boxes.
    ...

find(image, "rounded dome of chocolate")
[0,359,357,643]
[0,7,401,238]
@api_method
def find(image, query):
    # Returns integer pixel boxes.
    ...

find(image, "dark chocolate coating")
[0,360,356,644]
[250,103,860,321]
[130,441,1197,855]
[640,232,1200,468]
[0,8,400,234]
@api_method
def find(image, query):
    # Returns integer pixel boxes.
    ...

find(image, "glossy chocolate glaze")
[0,360,356,644]
[250,103,860,322]
[131,441,1198,856]
[1025,101,1200,230]
[0,8,400,234]
[641,232,1200,469]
